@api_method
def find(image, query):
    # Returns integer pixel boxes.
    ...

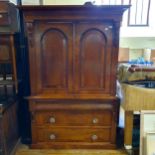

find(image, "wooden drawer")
[0,13,10,25]
[35,110,112,126]
[36,127,111,142]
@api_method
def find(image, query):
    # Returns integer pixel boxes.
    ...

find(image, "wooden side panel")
[75,23,113,94]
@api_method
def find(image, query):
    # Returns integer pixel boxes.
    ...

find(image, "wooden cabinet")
[0,34,19,154]
[0,1,19,154]
[0,34,19,155]
[20,4,129,149]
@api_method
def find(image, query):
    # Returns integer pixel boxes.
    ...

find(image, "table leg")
[124,111,133,149]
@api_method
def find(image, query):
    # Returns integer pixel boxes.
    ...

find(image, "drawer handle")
[91,134,98,141]
[0,14,3,18]
[49,134,56,140]
[49,117,56,124]
[92,118,99,124]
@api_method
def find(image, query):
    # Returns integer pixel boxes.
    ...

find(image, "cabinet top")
[19,5,130,22]
[19,4,130,12]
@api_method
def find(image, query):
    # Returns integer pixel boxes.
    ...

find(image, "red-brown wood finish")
[20,4,129,149]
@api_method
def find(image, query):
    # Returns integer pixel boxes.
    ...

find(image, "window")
[128,0,151,26]
[94,0,151,26]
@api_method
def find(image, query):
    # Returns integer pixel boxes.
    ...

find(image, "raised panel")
[75,23,113,93]
[79,29,106,89]
[41,29,68,89]
[33,22,73,94]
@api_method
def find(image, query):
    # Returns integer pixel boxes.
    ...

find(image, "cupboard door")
[75,22,113,94]
[33,22,73,94]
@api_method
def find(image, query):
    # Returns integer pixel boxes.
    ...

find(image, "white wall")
[120,37,155,49]
[43,0,87,5]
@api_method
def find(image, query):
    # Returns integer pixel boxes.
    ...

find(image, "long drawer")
[34,110,112,126]
[35,126,111,142]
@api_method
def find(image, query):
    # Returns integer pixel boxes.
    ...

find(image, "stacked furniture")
[20,4,129,149]
[0,1,19,154]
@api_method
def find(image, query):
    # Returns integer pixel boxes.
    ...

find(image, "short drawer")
[0,13,10,25]
[34,110,112,126]
[36,127,111,142]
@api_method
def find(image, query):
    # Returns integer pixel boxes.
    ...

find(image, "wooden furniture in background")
[0,1,19,155]
[120,84,155,150]
[150,49,155,63]
[0,34,19,155]
[118,48,129,62]
[20,4,129,149]
[0,0,19,32]
[0,100,19,155]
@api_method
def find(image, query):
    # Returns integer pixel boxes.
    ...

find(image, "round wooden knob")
[49,117,55,123]
[91,134,98,141]
[49,134,56,140]
[0,14,3,18]
[92,118,99,124]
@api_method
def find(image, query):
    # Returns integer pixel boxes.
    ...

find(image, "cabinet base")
[31,142,116,149]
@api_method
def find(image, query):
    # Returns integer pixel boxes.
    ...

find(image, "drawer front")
[36,127,111,142]
[0,13,9,25]
[35,110,112,126]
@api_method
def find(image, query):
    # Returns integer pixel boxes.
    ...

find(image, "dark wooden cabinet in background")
[20,4,129,149]
[0,1,19,154]
[0,33,19,155]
